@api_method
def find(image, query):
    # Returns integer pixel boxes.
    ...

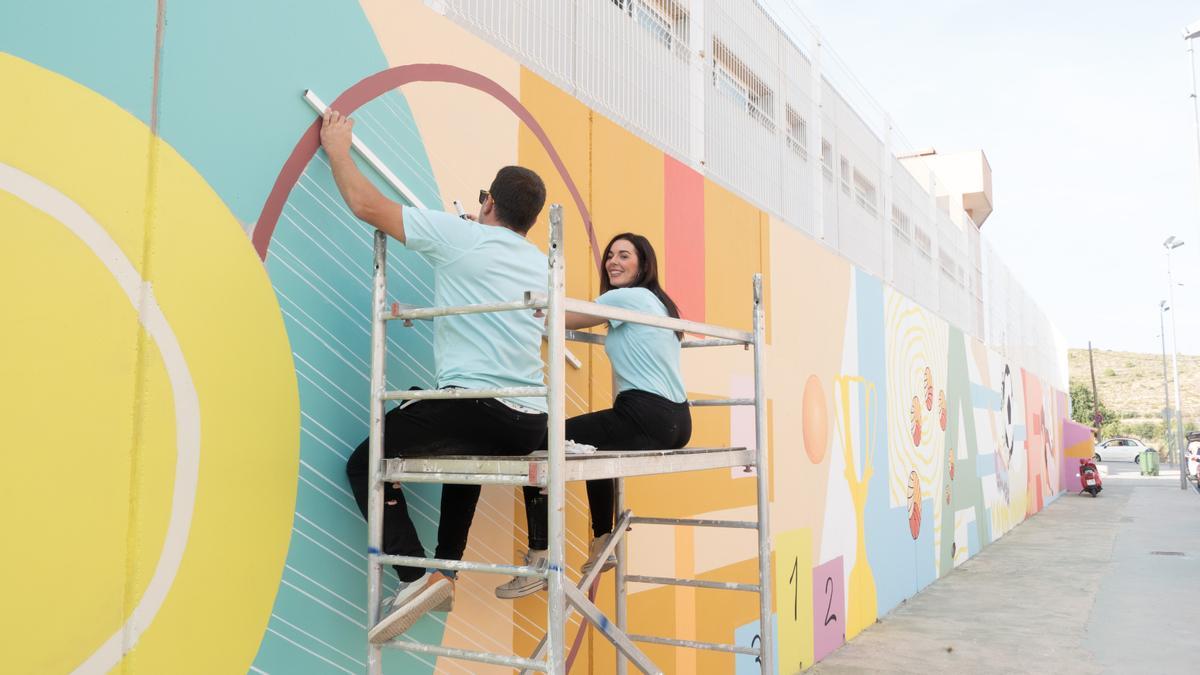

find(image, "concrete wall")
[0,1,1067,672]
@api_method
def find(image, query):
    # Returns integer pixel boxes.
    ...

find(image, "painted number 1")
[788,556,799,620]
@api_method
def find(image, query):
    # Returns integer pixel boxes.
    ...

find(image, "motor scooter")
[1078,457,1102,497]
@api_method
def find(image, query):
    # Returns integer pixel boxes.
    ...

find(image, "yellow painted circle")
[0,54,299,673]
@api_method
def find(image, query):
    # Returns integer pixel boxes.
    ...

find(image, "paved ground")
[810,463,1200,674]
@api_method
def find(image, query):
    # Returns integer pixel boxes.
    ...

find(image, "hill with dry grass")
[1067,348,1200,444]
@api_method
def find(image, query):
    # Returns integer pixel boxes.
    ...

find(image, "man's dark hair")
[489,165,546,233]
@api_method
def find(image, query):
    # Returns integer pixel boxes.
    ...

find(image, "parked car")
[1186,432,1200,480]
[1093,437,1153,463]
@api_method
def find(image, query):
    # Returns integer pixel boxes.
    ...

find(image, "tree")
[1069,382,1122,438]
[1125,420,1162,443]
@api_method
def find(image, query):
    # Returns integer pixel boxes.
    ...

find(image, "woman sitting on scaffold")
[496,232,691,598]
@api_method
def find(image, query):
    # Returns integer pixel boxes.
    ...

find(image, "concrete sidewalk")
[810,467,1200,674]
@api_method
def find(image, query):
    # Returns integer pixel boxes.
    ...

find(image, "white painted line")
[0,162,203,675]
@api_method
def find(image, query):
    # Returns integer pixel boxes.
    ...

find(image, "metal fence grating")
[431,0,1065,386]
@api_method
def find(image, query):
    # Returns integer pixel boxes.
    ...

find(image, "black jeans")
[346,395,547,582]
[523,390,691,549]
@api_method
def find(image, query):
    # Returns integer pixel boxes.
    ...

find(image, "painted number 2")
[824,576,838,626]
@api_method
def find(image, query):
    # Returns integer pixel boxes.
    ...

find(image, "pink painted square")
[812,557,845,662]
[1061,450,1079,494]
[730,374,756,478]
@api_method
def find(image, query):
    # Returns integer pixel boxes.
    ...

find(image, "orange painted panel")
[518,68,596,419]
[703,178,763,332]
[695,557,762,673]
[589,111,666,404]
[590,113,666,265]
[515,68,598,665]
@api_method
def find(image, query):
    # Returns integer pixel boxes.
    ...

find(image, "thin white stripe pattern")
[259,93,609,672]
[271,614,367,667]
[284,564,365,616]
[265,627,356,674]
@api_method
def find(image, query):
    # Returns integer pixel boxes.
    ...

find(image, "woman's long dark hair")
[600,233,683,339]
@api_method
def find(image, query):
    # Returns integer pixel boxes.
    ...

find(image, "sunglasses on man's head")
[478,189,490,205]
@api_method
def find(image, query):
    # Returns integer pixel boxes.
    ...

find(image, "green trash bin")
[1139,448,1160,476]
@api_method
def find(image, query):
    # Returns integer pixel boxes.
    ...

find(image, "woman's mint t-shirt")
[596,287,686,403]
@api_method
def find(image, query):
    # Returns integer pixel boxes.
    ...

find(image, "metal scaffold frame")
[363,205,773,674]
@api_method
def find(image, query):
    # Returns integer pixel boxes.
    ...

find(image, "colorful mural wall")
[1,1,1067,673]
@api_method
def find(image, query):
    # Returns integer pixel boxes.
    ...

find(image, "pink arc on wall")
[252,63,603,271]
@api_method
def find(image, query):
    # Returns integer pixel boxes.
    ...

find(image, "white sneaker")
[495,549,549,599]
[369,571,454,644]
[581,534,618,576]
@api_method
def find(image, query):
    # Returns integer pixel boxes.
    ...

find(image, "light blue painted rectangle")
[971,383,1001,411]
[734,614,778,674]
[977,452,996,478]
[1013,424,1027,444]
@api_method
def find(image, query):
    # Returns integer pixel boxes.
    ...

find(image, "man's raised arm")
[319,109,406,242]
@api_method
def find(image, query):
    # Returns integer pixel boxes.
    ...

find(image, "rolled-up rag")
[565,439,597,455]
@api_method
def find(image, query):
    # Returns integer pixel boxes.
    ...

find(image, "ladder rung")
[385,638,547,671]
[564,328,606,345]
[689,398,755,407]
[380,471,532,486]
[681,337,746,348]
[383,295,547,322]
[629,516,758,529]
[375,554,548,578]
[624,574,759,592]
[562,297,754,343]
[382,386,547,401]
[628,633,759,656]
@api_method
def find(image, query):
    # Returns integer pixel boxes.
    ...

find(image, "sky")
[777,0,1200,356]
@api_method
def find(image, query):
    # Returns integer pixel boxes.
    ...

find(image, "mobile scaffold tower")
[363,205,773,674]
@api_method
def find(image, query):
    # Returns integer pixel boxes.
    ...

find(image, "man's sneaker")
[369,571,454,644]
[581,533,618,576]
[495,549,549,599]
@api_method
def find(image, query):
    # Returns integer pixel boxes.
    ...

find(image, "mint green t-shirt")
[596,287,687,403]
[403,207,548,413]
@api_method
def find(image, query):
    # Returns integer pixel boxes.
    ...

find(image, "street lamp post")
[1164,236,1187,489]
[1181,21,1200,490]
[1184,21,1200,204]
[1160,301,1175,465]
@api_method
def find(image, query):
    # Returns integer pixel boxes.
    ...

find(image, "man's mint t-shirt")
[596,287,686,403]
[403,207,548,413]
